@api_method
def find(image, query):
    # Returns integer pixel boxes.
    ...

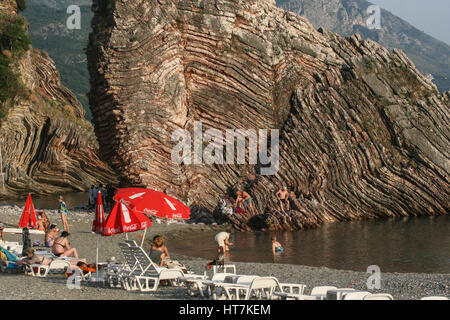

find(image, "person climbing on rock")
[275,186,290,212]
[234,189,257,216]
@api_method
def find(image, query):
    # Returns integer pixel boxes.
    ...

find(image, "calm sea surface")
[168,215,450,274]
[0,192,89,209]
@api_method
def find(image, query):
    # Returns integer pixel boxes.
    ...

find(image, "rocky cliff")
[0,0,116,198]
[88,0,449,231]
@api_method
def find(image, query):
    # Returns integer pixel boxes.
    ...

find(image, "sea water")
[168,215,450,274]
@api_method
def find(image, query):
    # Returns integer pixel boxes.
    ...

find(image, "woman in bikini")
[149,235,170,267]
[45,224,58,247]
[52,231,79,258]
[36,211,50,231]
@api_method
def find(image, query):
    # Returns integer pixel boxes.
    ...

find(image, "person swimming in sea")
[271,236,284,254]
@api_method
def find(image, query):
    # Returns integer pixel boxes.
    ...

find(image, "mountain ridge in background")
[276,0,450,92]
[23,0,450,121]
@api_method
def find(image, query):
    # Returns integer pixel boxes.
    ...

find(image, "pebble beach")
[0,205,448,300]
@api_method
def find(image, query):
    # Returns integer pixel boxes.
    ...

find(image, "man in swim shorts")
[215,231,233,253]
[235,190,257,216]
[275,186,290,212]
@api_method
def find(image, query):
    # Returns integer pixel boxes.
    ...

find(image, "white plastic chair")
[363,293,394,300]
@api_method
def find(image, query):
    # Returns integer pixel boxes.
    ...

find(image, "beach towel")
[0,246,19,262]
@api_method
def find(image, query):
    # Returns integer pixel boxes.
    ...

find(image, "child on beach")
[58,196,69,232]
[271,236,284,254]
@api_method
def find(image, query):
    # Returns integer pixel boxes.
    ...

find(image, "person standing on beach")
[234,190,257,216]
[0,222,5,242]
[275,186,290,212]
[58,196,69,232]
[215,231,233,253]
[89,185,95,209]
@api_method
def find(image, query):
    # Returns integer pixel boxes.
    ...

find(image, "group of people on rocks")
[220,185,292,216]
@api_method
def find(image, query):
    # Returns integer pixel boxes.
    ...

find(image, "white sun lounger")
[122,245,205,292]
[218,276,305,300]
[342,291,372,300]
[310,286,338,300]
[181,272,236,298]
[420,296,449,300]
[25,259,71,277]
[362,293,394,300]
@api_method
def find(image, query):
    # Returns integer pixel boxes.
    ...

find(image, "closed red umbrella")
[92,191,106,234]
[103,201,151,236]
[114,188,190,220]
[19,194,37,229]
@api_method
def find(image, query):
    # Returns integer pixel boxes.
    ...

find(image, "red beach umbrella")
[92,191,106,234]
[19,194,37,229]
[92,191,107,282]
[114,188,190,220]
[103,201,151,236]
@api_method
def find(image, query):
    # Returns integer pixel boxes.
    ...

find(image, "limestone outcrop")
[0,1,117,198]
[88,0,449,231]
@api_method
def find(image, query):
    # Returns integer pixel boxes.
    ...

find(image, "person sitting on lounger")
[149,235,170,267]
[45,224,59,247]
[17,248,53,267]
[52,231,79,258]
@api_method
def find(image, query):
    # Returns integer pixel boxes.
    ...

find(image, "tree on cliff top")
[16,0,26,12]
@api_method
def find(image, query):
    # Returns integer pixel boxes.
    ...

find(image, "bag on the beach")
[165,260,188,273]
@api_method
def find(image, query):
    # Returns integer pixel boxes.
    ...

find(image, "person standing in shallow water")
[58,195,69,232]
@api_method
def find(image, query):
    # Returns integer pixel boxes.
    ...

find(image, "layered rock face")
[88,0,449,231]
[0,2,116,198]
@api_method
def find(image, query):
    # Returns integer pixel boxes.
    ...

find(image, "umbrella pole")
[140,227,147,248]
[96,237,99,284]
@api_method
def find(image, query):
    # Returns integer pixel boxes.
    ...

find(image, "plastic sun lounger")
[127,245,200,292]
[362,293,394,300]
[181,272,238,299]
[25,259,71,277]
[116,243,186,292]
[342,291,372,300]
[218,276,291,300]
[309,286,338,300]
[420,296,449,300]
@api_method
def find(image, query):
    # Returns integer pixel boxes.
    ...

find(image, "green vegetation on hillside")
[23,2,93,120]
[0,15,30,118]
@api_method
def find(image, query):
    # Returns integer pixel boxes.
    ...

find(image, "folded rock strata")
[88,0,449,231]
[0,2,117,198]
